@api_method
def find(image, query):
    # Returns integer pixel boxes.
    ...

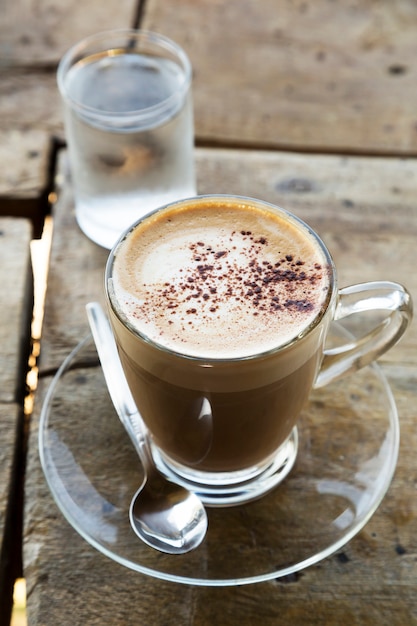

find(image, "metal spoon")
[86,302,208,554]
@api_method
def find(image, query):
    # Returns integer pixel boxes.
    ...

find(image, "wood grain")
[0,0,139,234]
[0,218,33,403]
[145,0,417,154]
[0,217,33,625]
[0,0,137,66]
[4,2,417,623]
[0,131,49,199]
[4,1,417,158]
[24,148,417,624]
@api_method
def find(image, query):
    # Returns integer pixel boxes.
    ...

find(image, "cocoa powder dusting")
[135,229,327,335]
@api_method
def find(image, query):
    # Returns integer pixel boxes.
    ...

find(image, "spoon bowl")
[130,464,209,554]
[86,302,208,554]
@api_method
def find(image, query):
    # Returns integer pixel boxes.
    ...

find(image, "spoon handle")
[86,302,154,472]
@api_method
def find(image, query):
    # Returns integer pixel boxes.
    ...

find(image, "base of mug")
[151,427,299,507]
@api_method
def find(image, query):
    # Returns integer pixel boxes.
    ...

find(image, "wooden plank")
[0,74,52,232]
[0,217,33,626]
[0,130,50,200]
[0,0,138,66]
[0,129,51,234]
[4,1,417,158]
[24,148,417,624]
[0,0,138,139]
[0,0,138,225]
[0,405,23,626]
[144,0,417,154]
[0,72,61,137]
[0,218,33,403]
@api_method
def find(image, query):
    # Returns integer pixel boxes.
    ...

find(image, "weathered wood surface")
[0,0,139,234]
[24,149,417,625]
[0,132,50,200]
[0,218,33,402]
[2,0,415,623]
[0,218,33,626]
[0,0,137,66]
[0,72,59,134]
[0,0,137,135]
[4,1,417,162]
[1,0,417,229]
[0,0,138,147]
[144,0,417,155]
[0,131,51,236]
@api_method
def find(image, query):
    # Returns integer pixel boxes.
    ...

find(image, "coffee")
[110,197,330,358]
[107,196,333,476]
[106,196,412,504]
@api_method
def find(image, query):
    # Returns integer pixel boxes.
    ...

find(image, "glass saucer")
[39,323,399,586]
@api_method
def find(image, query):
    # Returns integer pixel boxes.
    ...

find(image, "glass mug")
[105,195,412,506]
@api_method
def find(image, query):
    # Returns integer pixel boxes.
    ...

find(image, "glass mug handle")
[315,281,413,389]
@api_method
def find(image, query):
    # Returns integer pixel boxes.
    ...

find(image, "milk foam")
[110,199,331,358]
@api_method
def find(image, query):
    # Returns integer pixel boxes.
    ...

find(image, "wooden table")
[1,1,417,624]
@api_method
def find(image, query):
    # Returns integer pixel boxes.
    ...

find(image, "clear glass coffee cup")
[57,29,195,250]
[105,195,412,506]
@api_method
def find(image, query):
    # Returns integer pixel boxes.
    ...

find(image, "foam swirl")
[111,199,331,358]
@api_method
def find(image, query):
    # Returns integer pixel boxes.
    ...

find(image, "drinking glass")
[57,29,195,249]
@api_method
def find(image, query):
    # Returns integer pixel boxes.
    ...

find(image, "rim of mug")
[57,29,192,122]
[105,194,337,364]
